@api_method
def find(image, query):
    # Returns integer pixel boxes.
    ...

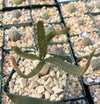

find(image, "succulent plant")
[77,20,84,26]
[51,47,65,55]
[10,21,95,79]
[82,37,92,46]
[12,10,22,18]
[45,27,55,35]
[8,31,21,42]
[11,0,24,5]
[41,13,49,19]
[91,58,100,70]
[67,4,76,13]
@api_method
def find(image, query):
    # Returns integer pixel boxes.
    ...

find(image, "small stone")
[45,91,50,100]
[9,81,14,88]
[59,94,64,99]
[49,82,54,88]
[94,97,98,102]
[33,60,40,67]
[39,63,51,75]
[44,86,53,93]
[50,71,55,77]
[36,86,44,94]
[29,75,39,81]
[37,78,45,85]
[12,73,18,79]
[52,86,64,94]
[45,77,53,85]
[87,78,93,83]
[56,71,61,79]
[97,101,100,104]
[29,81,38,89]
[41,75,50,80]
[96,95,100,100]
[95,77,100,83]
[59,79,66,86]
[19,78,27,88]
[50,95,56,101]
[62,74,67,79]
[31,94,42,98]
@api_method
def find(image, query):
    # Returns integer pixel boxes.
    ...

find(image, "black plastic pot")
[88,83,100,104]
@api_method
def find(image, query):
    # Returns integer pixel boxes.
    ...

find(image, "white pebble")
[87,78,93,83]
[19,78,27,88]
[36,86,44,94]
[45,91,50,100]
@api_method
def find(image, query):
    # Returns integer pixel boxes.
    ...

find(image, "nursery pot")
[4,68,66,104]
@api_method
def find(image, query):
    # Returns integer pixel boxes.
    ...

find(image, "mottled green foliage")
[11,21,95,79]
[37,21,47,59]
[45,27,70,45]
[8,31,21,42]
[67,4,76,13]
[46,57,84,77]
[53,54,74,63]
[91,58,100,70]
[11,0,23,5]
[11,46,39,60]
[82,37,92,46]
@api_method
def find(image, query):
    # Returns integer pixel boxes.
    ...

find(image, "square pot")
[59,1,87,18]
[4,25,35,49]
[4,0,29,7]
[70,32,100,57]
[64,14,96,35]
[3,9,31,25]
[31,6,61,24]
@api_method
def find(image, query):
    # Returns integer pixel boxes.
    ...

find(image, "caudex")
[10,21,95,78]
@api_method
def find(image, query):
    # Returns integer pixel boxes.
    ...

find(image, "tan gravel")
[0,0,3,10]
[86,1,100,13]
[90,85,100,104]
[29,0,54,5]
[94,15,100,29]
[4,0,29,7]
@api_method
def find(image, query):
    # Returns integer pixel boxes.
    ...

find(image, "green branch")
[37,21,47,59]
[10,56,45,78]
[11,46,39,60]
[45,27,70,44]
